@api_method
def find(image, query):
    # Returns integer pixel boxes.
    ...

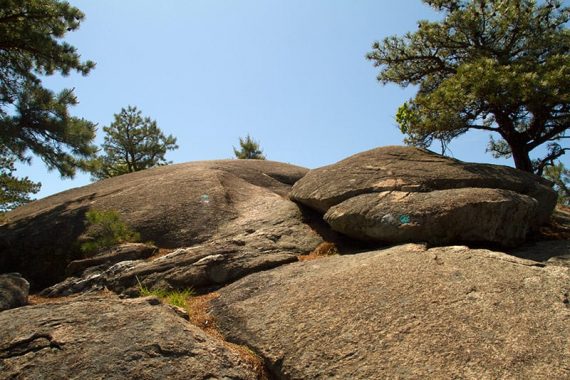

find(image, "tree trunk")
[496,116,534,173]
[509,141,534,173]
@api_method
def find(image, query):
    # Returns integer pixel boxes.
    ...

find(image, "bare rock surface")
[291,146,555,214]
[211,244,570,379]
[0,294,257,379]
[0,273,29,311]
[290,146,556,246]
[325,188,538,246]
[41,179,322,296]
[65,242,158,277]
[0,160,322,290]
[41,242,300,297]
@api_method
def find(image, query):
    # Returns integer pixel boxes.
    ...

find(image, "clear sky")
[16,0,566,199]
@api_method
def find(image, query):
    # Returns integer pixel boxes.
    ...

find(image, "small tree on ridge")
[233,134,266,160]
[89,106,178,179]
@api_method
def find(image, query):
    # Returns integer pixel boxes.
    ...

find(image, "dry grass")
[298,241,339,262]
[187,292,222,336]
[187,292,270,380]
[537,225,570,240]
[538,223,570,240]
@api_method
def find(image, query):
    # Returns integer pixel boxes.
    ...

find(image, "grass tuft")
[136,276,194,310]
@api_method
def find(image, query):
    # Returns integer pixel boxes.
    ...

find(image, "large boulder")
[0,273,29,311]
[211,244,570,379]
[0,160,322,290]
[0,294,258,379]
[325,188,538,246]
[291,146,556,246]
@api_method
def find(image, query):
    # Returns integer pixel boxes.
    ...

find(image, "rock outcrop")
[0,294,258,379]
[1,147,569,379]
[0,160,322,290]
[325,188,537,246]
[291,146,557,246]
[0,273,29,311]
[65,242,158,277]
[211,244,570,379]
[41,242,302,297]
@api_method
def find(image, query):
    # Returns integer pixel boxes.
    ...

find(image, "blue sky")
[17,0,564,199]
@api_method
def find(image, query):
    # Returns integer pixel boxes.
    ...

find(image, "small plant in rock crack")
[80,209,140,254]
[165,289,195,309]
[137,277,195,309]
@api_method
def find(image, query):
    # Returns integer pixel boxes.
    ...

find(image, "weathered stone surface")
[0,273,29,311]
[65,242,158,277]
[0,294,258,379]
[325,188,538,246]
[0,160,321,290]
[41,171,323,296]
[211,244,570,379]
[41,242,300,297]
[290,146,556,234]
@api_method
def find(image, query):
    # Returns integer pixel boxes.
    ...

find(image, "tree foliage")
[0,0,97,209]
[0,148,40,212]
[81,209,140,254]
[89,106,178,180]
[543,161,570,205]
[233,134,265,160]
[368,0,570,174]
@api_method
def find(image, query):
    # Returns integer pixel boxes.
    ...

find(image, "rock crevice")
[0,333,63,359]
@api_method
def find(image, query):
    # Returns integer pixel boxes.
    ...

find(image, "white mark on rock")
[381,214,398,225]
[195,254,224,266]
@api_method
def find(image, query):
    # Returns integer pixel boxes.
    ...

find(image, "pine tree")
[368,0,570,174]
[0,149,40,213]
[89,106,178,180]
[0,0,97,209]
[233,134,266,160]
[543,162,570,205]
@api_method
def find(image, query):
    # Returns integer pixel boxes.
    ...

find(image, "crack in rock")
[0,333,63,359]
[143,343,197,359]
